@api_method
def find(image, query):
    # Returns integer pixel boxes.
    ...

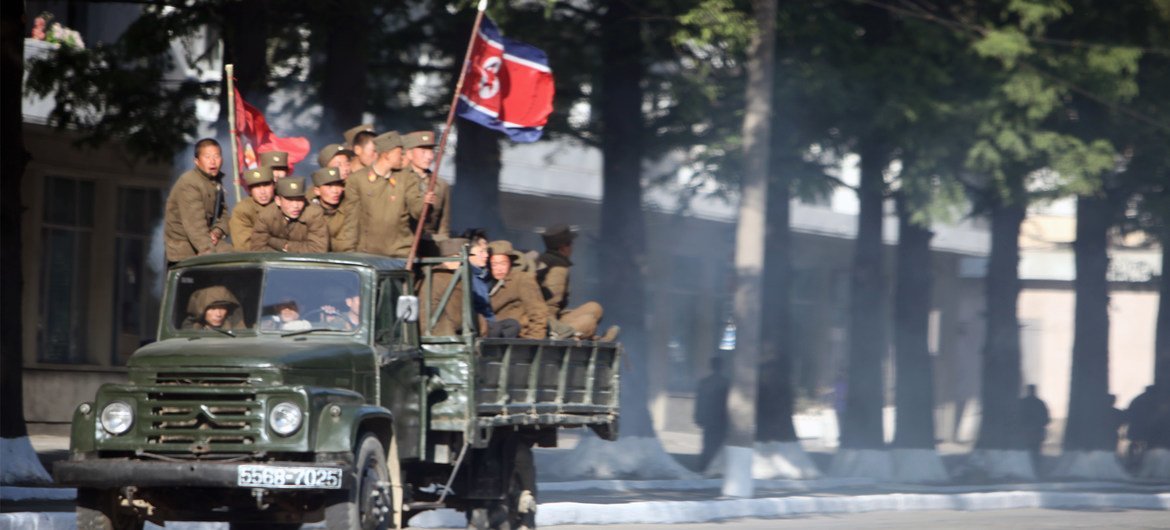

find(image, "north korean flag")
[456,16,554,143]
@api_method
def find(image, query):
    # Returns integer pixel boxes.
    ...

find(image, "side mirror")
[396,295,419,323]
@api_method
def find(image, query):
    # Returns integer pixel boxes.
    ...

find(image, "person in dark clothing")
[1125,385,1156,471]
[1019,384,1050,471]
[468,239,518,338]
[1102,394,1125,453]
[694,356,730,472]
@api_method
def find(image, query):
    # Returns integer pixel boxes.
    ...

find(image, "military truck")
[54,252,621,530]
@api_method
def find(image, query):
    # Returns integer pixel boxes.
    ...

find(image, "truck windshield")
[171,267,362,335]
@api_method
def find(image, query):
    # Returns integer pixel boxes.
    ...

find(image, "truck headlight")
[268,402,303,436]
[100,402,134,435]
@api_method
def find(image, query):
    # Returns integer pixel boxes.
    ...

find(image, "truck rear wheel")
[466,442,537,530]
[76,488,144,530]
[326,433,392,530]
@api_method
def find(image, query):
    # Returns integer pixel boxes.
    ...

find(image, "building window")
[111,186,164,364]
[39,176,94,363]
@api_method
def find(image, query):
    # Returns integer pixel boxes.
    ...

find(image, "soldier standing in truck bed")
[251,177,328,253]
[487,240,547,339]
[345,124,377,175]
[309,167,356,252]
[163,138,229,267]
[342,132,434,257]
[229,166,276,251]
[398,130,451,240]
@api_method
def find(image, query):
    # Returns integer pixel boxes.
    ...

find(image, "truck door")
[375,273,425,461]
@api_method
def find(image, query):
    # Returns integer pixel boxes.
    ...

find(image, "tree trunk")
[452,119,504,236]
[1,0,28,440]
[840,139,889,449]
[892,194,937,449]
[723,0,776,497]
[975,184,1027,450]
[756,137,795,443]
[1063,194,1112,451]
[1157,223,1170,388]
[318,0,370,137]
[598,0,652,438]
[218,0,269,137]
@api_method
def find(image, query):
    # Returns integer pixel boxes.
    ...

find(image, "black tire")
[76,488,144,530]
[326,433,392,530]
[469,443,536,530]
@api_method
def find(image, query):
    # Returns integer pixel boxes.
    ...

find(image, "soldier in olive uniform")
[342,132,434,257]
[182,285,245,331]
[345,124,377,174]
[309,167,356,252]
[487,240,547,339]
[251,177,329,253]
[398,130,452,240]
[163,138,230,266]
[229,166,277,251]
[258,150,291,180]
[343,123,374,147]
[536,224,616,341]
[318,143,355,180]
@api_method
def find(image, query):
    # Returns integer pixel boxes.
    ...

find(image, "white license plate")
[237,465,343,489]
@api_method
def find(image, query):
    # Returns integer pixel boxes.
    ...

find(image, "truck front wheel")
[326,433,393,530]
[76,488,144,530]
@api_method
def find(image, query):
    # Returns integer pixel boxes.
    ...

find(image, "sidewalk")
[4,430,1169,529]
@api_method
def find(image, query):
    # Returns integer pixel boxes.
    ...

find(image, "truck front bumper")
[54,458,354,491]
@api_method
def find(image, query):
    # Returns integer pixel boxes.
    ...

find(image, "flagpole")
[406,0,489,266]
[225,64,242,203]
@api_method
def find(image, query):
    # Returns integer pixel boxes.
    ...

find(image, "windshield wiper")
[281,328,342,338]
[207,327,236,338]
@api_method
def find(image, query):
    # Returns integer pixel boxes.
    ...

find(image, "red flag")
[233,88,310,176]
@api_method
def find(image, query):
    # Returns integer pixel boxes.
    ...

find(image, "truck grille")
[142,390,263,448]
[152,371,253,386]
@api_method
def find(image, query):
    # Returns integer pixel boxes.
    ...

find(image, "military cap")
[275,177,308,198]
[402,131,437,150]
[373,131,403,154]
[344,123,375,146]
[311,167,344,187]
[488,240,524,265]
[258,151,290,169]
[436,237,469,257]
[541,224,577,250]
[317,143,355,168]
[242,166,274,186]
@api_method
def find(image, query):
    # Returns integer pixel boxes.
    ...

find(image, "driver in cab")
[183,286,245,331]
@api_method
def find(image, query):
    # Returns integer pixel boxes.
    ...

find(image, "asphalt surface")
[549,508,1170,529]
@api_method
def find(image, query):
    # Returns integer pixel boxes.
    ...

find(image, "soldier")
[343,132,433,257]
[487,240,547,339]
[251,177,329,253]
[317,143,354,180]
[258,150,291,179]
[349,128,379,175]
[309,167,356,252]
[535,224,617,341]
[229,166,276,251]
[182,285,244,331]
[398,130,452,240]
[343,123,374,147]
[163,138,229,266]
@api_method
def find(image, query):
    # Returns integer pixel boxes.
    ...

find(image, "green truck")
[54,252,621,530]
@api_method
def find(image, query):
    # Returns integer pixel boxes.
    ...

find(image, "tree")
[1,0,51,485]
[722,0,776,497]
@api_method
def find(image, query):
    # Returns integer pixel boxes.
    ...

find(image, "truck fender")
[313,403,395,454]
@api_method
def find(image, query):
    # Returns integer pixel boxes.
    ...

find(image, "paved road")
[549,508,1170,529]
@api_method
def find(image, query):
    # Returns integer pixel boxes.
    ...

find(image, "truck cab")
[55,252,621,530]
